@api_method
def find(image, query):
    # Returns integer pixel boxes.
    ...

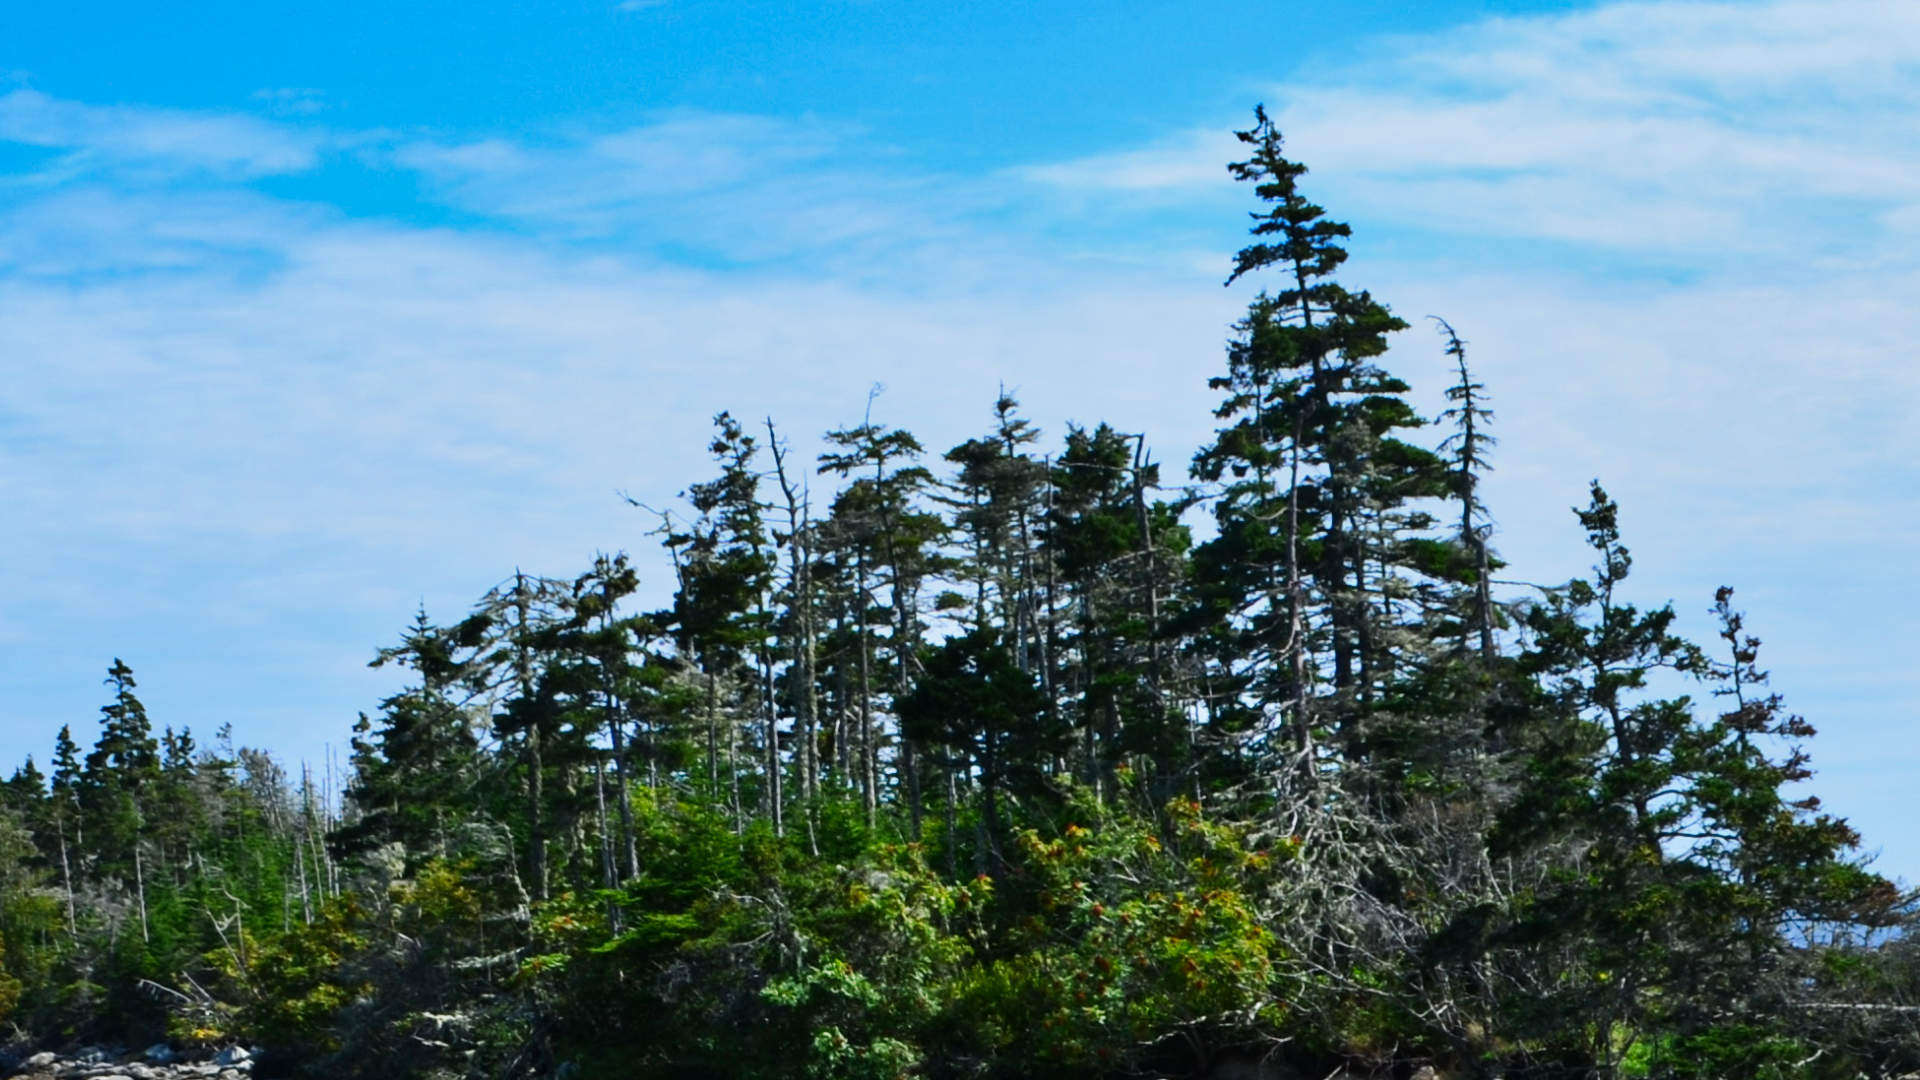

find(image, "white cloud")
[386,111,1053,285]
[394,111,844,212]
[0,89,325,181]
[1023,0,1920,261]
[1011,128,1241,195]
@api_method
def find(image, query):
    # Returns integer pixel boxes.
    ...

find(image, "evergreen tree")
[1188,106,1438,791]
[80,660,161,925]
[1646,588,1904,1064]
[338,610,485,862]
[555,554,649,887]
[898,627,1059,868]
[1433,317,1499,662]
[818,399,939,826]
[668,412,777,830]
[1045,423,1191,796]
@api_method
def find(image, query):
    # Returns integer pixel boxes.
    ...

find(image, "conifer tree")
[475,569,577,897]
[339,611,485,862]
[668,413,777,830]
[898,627,1058,869]
[1433,317,1498,662]
[1655,588,1903,1046]
[80,660,161,936]
[1189,106,1436,789]
[557,554,648,883]
[818,399,938,826]
[47,725,82,936]
[1045,423,1190,796]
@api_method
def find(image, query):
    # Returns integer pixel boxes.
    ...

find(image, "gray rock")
[24,1052,58,1070]
[208,1048,248,1069]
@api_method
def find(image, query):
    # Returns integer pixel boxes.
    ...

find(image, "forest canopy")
[1,109,1915,1080]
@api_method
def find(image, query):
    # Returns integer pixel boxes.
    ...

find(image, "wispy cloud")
[1011,128,1239,195]
[387,110,1046,281]
[394,111,846,214]
[0,89,326,182]
[1022,0,1920,262]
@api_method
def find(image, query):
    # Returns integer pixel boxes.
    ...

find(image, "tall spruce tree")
[81,660,160,904]
[668,413,777,830]
[339,610,486,862]
[818,399,938,826]
[1189,106,1438,791]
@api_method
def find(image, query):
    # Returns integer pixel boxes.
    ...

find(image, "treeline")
[3,109,1919,1079]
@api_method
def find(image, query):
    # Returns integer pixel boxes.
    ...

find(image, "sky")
[3,0,1918,879]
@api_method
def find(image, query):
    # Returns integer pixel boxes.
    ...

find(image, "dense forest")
[3,110,1917,1079]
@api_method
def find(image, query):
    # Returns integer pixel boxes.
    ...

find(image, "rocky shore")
[5,1045,256,1080]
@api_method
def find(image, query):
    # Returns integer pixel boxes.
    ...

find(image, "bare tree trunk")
[944,770,958,879]
[802,550,820,805]
[134,838,151,942]
[605,694,639,881]
[646,708,659,792]
[1286,415,1317,796]
[1039,456,1058,735]
[769,419,821,817]
[293,832,311,925]
[592,755,620,932]
[302,763,327,906]
[729,710,742,833]
[56,821,76,941]
[1133,436,1161,687]
[1475,533,1496,664]
[706,665,720,808]
[597,579,640,881]
[593,757,613,891]
[858,608,875,828]
[833,617,850,784]
[762,643,782,837]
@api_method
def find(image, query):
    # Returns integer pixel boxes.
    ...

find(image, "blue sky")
[4,0,1919,879]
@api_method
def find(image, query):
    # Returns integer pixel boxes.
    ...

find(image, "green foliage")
[944,796,1287,1071]
[0,932,23,1024]
[213,898,370,1055]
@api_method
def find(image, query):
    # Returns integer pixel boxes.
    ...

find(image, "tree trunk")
[706,664,720,807]
[512,576,549,901]
[762,640,783,837]
[134,840,151,941]
[56,821,76,941]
